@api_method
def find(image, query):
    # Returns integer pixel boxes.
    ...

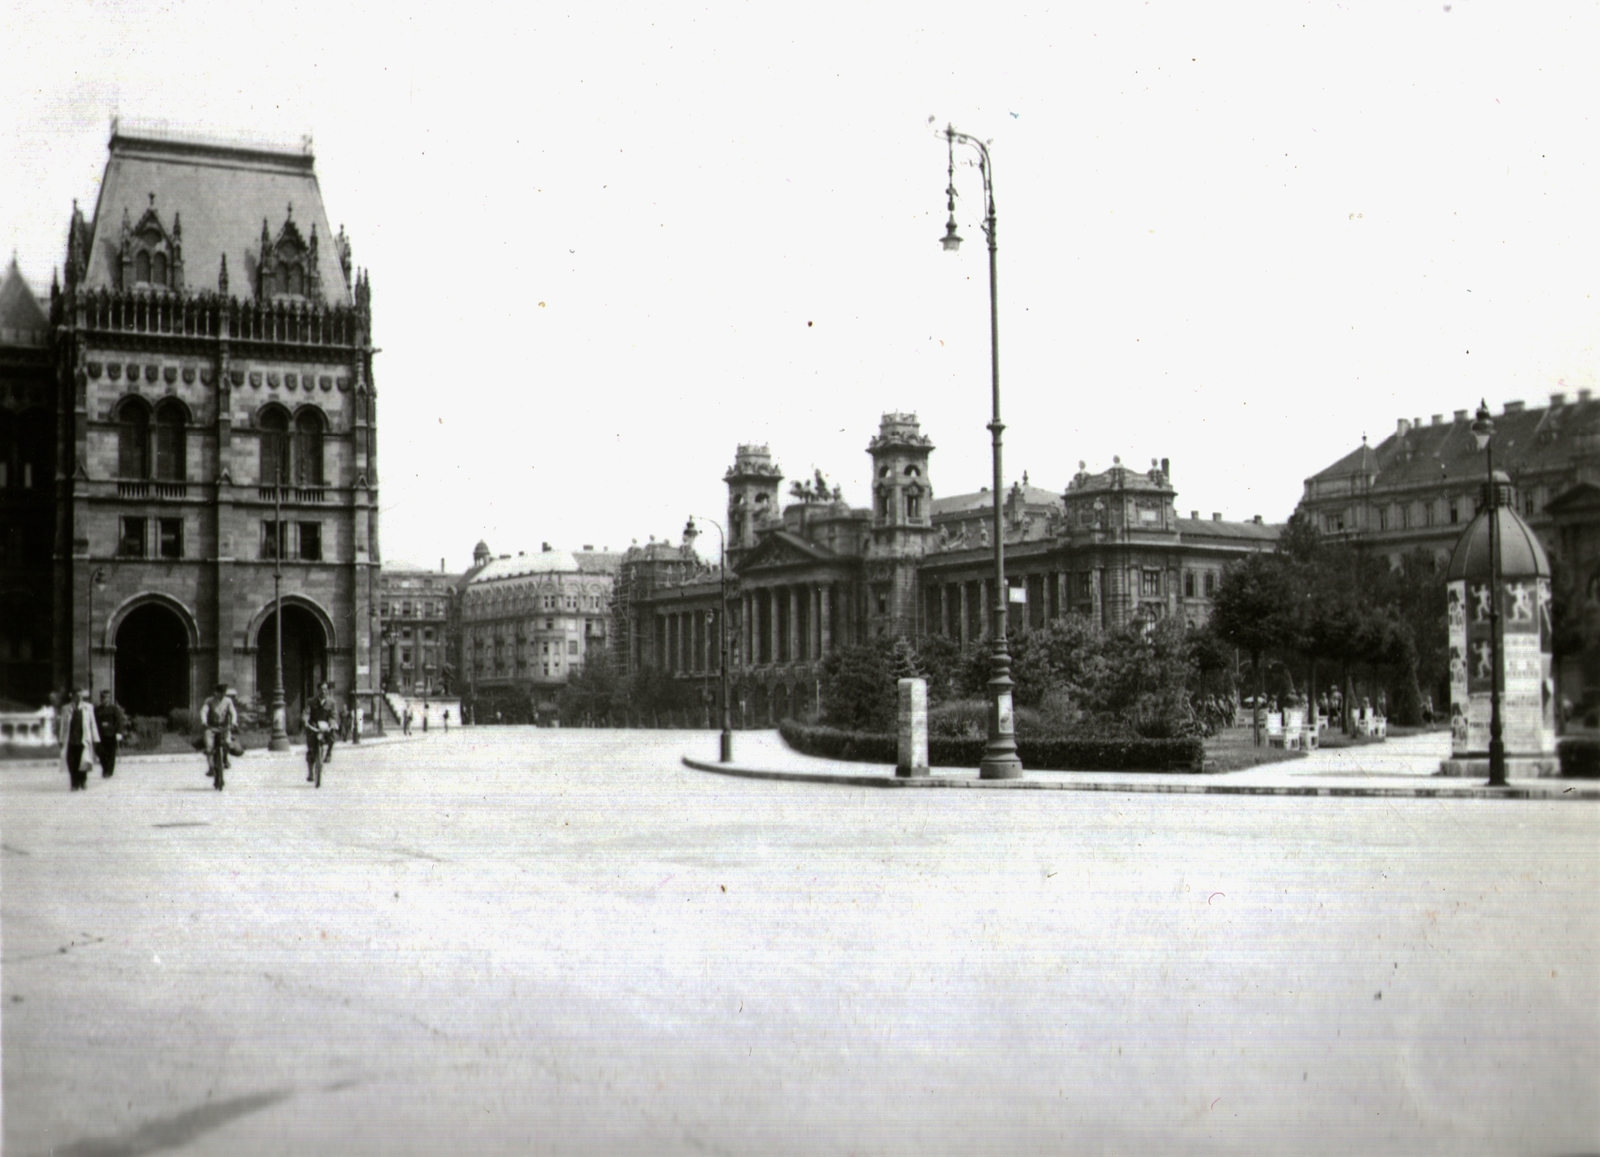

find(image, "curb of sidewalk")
[681,756,1600,800]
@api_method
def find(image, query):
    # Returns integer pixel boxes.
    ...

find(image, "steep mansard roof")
[81,128,351,304]
[0,257,49,344]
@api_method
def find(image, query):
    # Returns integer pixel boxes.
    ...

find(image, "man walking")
[58,685,101,791]
[304,681,338,781]
[94,690,129,778]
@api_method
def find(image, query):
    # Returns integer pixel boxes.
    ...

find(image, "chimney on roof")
[1454,409,1468,421]
[1161,457,1170,479]
[1551,392,1566,407]
[1191,510,1199,519]
[1212,512,1222,521]
[440,557,445,574]
[1504,400,1525,414]
[1413,417,1422,430]
[1579,388,1593,402]
[1431,414,1443,425]
[542,542,552,552]
[583,544,593,551]
[1253,515,1263,525]
[518,551,525,557]
[1397,418,1411,435]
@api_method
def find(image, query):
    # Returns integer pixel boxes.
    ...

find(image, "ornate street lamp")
[1470,400,1506,787]
[940,124,1022,779]
[686,516,733,762]
[268,476,290,751]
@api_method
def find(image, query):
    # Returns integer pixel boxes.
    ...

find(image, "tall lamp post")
[86,566,106,690]
[1470,400,1506,787]
[940,124,1022,778]
[685,516,733,762]
[268,476,290,751]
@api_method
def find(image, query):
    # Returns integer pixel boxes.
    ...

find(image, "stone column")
[819,584,832,655]
[768,589,780,667]
[958,582,969,648]
[787,587,800,664]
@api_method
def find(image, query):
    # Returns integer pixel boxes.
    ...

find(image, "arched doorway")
[255,605,328,731]
[115,603,190,718]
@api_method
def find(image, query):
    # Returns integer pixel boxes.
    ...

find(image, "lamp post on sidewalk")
[268,478,290,752]
[86,566,106,690]
[940,124,1022,779]
[685,516,733,763]
[1470,400,1506,787]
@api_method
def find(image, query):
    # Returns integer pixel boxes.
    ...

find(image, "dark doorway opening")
[115,603,190,718]
[255,605,327,732]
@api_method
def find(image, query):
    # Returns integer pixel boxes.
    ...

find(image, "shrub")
[168,707,194,734]
[779,720,1204,773]
[929,698,987,739]
[128,716,168,751]
[1559,736,1600,778]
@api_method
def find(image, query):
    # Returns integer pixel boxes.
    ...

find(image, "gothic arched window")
[259,407,290,485]
[151,252,168,287]
[135,251,151,284]
[294,409,325,486]
[117,399,151,479]
[154,401,186,482]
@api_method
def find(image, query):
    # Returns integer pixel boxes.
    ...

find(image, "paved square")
[5,729,1597,1155]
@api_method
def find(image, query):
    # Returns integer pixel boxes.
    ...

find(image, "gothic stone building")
[1300,392,1600,710]
[0,259,56,706]
[43,126,380,723]
[613,412,1280,726]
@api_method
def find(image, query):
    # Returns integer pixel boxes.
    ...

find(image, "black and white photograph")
[2,2,1598,1153]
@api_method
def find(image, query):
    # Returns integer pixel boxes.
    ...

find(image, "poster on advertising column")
[1501,576,1543,753]
[1447,580,1469,755]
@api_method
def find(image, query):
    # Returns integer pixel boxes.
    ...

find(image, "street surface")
[4,728,1597,1156]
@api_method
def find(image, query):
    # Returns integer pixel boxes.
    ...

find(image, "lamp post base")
[979,748,1024,779]
[720,730,733,763]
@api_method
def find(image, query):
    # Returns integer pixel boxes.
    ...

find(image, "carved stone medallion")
[201,367,215,385]
[163,365,178,384]
[336,376,350,392]
[144,365,158,382]
[182,366,195,384]
[249,372,262,388]
[86,361,102,379]
[285,373,298,390]
[267,373,280,388]
[107,364,121,381]
[319,375,333,391]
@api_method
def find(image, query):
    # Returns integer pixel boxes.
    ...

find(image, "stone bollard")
[897,677,929,777]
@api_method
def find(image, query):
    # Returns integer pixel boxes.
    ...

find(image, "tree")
[819,641,898,731]
[1210,552,1296,744]
[558,650,621,727]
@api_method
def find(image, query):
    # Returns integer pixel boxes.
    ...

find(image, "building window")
[298,522,321,561]
[119,517,147,558]
[1204,572,1216,597]
[1525,492,1536,517]
[1141,570,1161,596]
[135,250,151,283]
[259,407,290,485]
[118,400,151,479]
[154,401,185,482]
[1184,571,1196,598]
[546,619,554,630]
[906,493,921,519]
[294,410,326,485]
[568,639,578,655]
[261,520,286,560]
[158,518,183,559]
[1450,502,1459,524]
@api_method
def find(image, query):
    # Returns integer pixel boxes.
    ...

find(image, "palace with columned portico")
[613,412,1282,727]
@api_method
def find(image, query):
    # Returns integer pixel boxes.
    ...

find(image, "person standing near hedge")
[94,690,128,778]
[58,685,101,791]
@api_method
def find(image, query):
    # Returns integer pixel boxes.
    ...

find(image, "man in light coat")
[58,685,101,791]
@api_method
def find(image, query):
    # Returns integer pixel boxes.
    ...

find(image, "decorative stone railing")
[77,288,362,347]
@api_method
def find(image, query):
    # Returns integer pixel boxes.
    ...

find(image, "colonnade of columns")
[738,582,841,668]
[656,608,723,676]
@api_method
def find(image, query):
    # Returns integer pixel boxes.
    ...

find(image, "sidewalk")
[0,729,420,768]
[683,730,1600,800]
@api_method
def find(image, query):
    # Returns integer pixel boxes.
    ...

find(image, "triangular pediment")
[736,531,834,573]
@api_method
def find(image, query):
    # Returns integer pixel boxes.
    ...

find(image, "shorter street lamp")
[1470,400,1506,787]
[86,567,106,690]
[685,516,733,763]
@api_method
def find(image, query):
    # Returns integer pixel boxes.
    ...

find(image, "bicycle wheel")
[213,749,224,790]
[313,742,322,789]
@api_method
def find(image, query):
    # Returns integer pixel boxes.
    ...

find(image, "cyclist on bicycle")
[201,682,237,788]
[304,681,338,783]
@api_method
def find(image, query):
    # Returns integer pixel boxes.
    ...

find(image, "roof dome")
[1444,477,1550,582]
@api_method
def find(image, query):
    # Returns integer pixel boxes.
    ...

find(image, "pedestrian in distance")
[58,685,101,791]
[94,690,129,778]
[442,708,449,733]
[200,683,238,787]
[422,702,429,733]
[402,705,412,736]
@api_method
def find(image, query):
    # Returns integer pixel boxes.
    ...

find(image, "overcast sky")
[4,1,1595,570]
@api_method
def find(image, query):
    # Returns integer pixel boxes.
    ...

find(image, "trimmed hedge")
[1559,736,1600,778]
[779,720,1205,773]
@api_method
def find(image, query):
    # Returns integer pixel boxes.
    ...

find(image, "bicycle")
[207,731,228,790]
[305,721,333,788]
